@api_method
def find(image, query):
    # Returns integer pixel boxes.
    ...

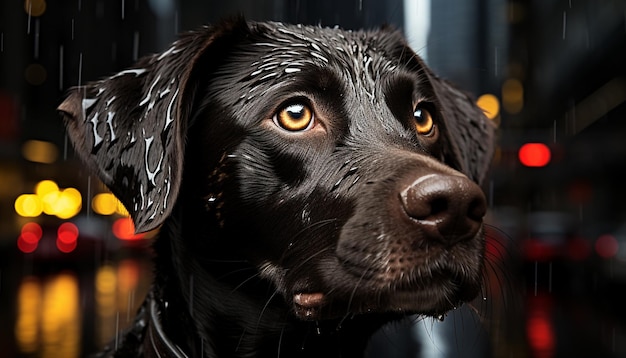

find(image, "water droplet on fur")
[437,314,445,322]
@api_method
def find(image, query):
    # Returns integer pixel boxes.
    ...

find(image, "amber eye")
[413,106,435,136]
[274,103,314,131]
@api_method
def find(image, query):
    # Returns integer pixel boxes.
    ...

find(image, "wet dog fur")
[59,17,495,358]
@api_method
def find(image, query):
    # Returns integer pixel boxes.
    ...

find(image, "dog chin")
[290,279,480,321]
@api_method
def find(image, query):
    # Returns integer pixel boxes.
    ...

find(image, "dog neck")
[148,206,388,358]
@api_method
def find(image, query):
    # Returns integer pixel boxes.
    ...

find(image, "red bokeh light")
[57,222,79,244]
[17,236,39,253]
[519,143,551,167]
[595,234,619,259]
[21,222,43,244]
[112,217,145,241]
[57,222,79,253]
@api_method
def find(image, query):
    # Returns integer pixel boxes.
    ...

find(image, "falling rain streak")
[78,52,83,86]
[133,31,140,61]
[27,0,32,34]
[59,45,64,90]
[34,19,40,59]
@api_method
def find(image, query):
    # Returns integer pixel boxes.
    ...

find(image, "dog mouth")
[290,256,482,321]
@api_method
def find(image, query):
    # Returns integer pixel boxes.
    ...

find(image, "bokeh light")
[476,93,500,120]
[15,194,43,217]
[24,64,47,86]
[24,0,47,17]
[22,140,58,164]
[21,222,43,244]
[112,217,144,241]
[56,222,79,253]
[502,78,524,114]
[519,143,551,167]
[92,193,118,215]
[595,234,619,259]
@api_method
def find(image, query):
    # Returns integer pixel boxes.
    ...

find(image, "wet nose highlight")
[400,173,487,243]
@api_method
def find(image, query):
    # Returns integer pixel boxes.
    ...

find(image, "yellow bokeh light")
[54,188,82,219]
[22,139,57,163]
[16,180,82,219]
[35,180,59,197]
[502,78,524,114]
[24,0,46,17]
[92,193,118,216]
[41,273,80,358]
[15,194,43,217]
[95,266,117,317]
[476,94,500,120]
[15,277,41,354]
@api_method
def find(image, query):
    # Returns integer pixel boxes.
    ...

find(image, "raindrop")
[64,133,68,160]
[27,1,32,34]
[78,52,83,86]
[133,31,140,61]
[121,0,125,19]
[494,46,498,77]
[59,45,64,90]
[1,32,4,52]
[71,18,75,40]
[127,290,134,322]
[315,321,321,335]
[34,19,40,59]
[115,311,120,349]
[87,176,92,218]
[437,314,445,322]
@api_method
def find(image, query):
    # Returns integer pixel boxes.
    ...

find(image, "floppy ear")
[430,77,496,184]
[58,18,248,233]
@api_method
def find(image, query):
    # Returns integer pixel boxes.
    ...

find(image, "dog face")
[59,19,494,323]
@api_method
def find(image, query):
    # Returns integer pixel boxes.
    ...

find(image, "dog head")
[59,19,494,323]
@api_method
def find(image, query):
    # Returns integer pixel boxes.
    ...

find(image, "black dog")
[59,18,494,358]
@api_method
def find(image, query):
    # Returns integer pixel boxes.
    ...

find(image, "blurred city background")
[1,0,626,357]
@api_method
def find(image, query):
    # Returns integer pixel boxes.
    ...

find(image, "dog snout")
[400,174,487,244]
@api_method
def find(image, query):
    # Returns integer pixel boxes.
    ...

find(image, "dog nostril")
[400,174,487,242]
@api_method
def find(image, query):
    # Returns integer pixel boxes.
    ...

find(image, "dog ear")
[58,18,248,233]
[430,77,496,184]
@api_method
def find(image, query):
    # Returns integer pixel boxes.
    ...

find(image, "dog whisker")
[256,290,279,331]
[230,272,262,294]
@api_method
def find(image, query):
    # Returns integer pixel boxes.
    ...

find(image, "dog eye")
[274,103,315,132]
[413,106,435,136]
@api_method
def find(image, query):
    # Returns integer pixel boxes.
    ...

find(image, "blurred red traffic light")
[519,143,551,167]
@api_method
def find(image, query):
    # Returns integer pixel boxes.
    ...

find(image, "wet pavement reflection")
[1,249,152,358]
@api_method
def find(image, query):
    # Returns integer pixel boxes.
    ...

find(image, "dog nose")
[400,174,487,243]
